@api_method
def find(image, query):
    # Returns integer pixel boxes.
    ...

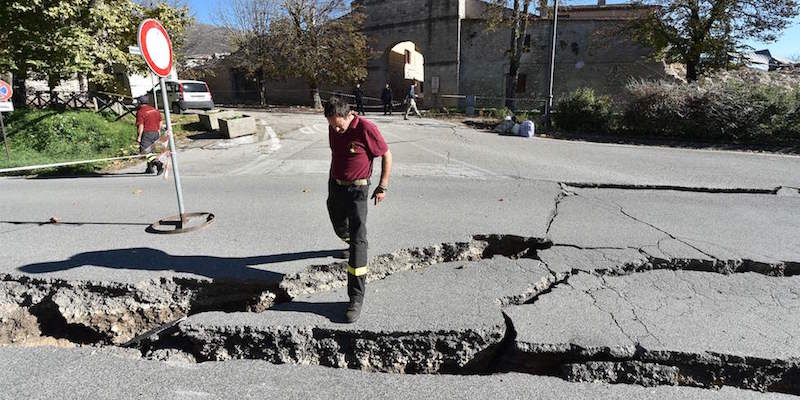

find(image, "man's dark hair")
[136,95,150,107]
[324,96,351,118]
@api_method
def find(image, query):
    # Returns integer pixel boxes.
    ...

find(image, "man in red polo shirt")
[324,96,393,323]
[135,95,164,175]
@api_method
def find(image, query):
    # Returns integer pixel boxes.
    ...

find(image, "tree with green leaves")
[273,0,368,108]
[0,0,192,106]
[220,0,281,106]
[484,0,536,110]
[219,0,366,107]
[630,0,800,82]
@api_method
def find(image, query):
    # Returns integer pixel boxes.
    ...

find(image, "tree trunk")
[311,83,322,109]
[505,0,532,111]
[686,59,698,82]
[686,0,701,83]
[12,70,27,109]
[505,0,522,110]
[78,73,88,92]
[48,75,60,107]
[258,67,270,107]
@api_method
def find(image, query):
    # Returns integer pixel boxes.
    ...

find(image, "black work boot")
[345,297,363,323]
[345,273,366,323]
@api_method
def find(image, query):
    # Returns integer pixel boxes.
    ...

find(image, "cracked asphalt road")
[2,112,800,397]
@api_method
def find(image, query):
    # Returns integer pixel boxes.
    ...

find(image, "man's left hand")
[371,186,387,205]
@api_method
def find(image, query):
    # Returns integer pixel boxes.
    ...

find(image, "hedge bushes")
[553,88,614,133]
[623,79,800,142]
[552,73,800,144]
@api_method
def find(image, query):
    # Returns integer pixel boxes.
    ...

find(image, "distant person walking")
[324,96,393,323]
[135,95,164,175]
[353,83,365,115]
[381,83,393,115]
[404,81,422,120]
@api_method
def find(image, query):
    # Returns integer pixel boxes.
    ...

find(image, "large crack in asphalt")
[561,182,799,196]
[0,274,277,346]
[0,234,551,347]
[2,233,799,394]
[499,269,800,395]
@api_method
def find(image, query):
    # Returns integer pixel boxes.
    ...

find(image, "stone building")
[203,0,673,109]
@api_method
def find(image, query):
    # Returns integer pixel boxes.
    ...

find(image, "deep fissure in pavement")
[0,274,277,346]
[561,182,797,195]
[0,234,549,347]
[501,335,800,395]
[2,234,799,395]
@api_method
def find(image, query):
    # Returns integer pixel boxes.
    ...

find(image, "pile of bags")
[493,116,535,138]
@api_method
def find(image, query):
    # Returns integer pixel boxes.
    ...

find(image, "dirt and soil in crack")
[2,231,799,394]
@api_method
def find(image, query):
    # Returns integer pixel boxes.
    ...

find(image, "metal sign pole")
[0,112,9,161]
[152,72,159,110]
[158,77,186,225]
[544,0,559,129]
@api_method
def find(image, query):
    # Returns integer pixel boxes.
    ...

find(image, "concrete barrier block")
[219,115,256,139]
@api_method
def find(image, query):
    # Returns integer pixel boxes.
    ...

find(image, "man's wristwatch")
[377,185,388,193]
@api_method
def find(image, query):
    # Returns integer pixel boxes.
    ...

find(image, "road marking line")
[381,130,502,178]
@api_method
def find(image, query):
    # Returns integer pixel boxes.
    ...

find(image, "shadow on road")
[271,301,349,323]
[24,171,154,180]
[187,131,221,140]
[17,247,345,282]
[1,220,151,227]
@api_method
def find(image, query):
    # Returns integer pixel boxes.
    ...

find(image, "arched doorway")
[385,41,425,102]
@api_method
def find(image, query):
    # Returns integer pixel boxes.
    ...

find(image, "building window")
[523,34,531,52]
[405,50,411,64]
[516,74,527,93]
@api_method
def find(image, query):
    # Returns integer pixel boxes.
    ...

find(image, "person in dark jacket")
[381,83,393,115]
[353,83,365,115]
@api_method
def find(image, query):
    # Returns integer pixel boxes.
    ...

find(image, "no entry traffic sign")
[137,19,173,78]
[0,80,12,102]
[0,79,11,160]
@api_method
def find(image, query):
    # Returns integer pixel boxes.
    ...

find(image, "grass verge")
[0,110,138,175]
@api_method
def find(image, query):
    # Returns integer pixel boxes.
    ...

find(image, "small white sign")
[128,45,142,55]
[0,102,13,112]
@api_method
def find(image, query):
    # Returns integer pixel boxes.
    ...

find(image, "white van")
[153,80,214,113]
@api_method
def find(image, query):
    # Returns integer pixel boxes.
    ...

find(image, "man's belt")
[335,178,369,186]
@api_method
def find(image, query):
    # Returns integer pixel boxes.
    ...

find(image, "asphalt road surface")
[1,111,798,398]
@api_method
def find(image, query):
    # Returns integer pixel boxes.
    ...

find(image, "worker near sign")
[324,96,392,323]
[135,95,164,175]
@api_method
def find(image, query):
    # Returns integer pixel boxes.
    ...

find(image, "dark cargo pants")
[139,131,161,172]
[327,178,369,301]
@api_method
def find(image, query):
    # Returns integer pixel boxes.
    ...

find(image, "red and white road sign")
[0,80,12,102]
[137,19,173,78]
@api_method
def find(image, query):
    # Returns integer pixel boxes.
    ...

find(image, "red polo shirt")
[329,115,389,181]
[136,105,162,133]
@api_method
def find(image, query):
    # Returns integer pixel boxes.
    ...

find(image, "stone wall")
[355,0,465,107]
[459,18,671,108]
[196,0,672,109]
[199,63,343,106]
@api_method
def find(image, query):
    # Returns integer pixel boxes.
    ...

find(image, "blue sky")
[186,0,798,59]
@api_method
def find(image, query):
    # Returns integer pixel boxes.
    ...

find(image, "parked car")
[152,80,214,114]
